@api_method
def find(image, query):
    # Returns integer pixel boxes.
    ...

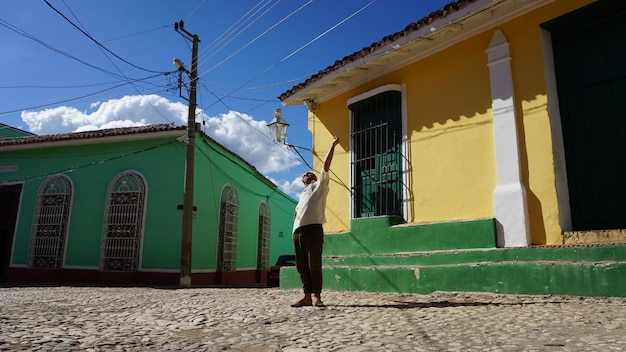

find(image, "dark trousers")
[292,224,324,294]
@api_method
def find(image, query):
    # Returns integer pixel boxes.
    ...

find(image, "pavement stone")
[0,286,625,351]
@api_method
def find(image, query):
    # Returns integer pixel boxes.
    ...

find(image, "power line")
[0,73,171,116]
[185,0,208,20]
[197,0,272,61]
[198,0,316,78]
[53,0,174,125]
[0,19,127,80]
[202,0,377,111]
[197,0,283,71]
[44,0,167,74]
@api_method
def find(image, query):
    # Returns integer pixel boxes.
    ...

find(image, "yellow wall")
[308,0,597,244]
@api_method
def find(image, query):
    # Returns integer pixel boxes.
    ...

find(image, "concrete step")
[280,244,626,297]
[563,229,626,245]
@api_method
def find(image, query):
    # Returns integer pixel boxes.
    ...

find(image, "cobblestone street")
[1,286,625,351]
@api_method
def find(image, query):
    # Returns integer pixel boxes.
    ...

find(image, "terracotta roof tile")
[278,0,475,102]
[0,123,280,191]
[0,123,184,146]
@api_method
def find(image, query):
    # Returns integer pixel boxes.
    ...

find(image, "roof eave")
[280,0,553,107]
[0,129,185,152]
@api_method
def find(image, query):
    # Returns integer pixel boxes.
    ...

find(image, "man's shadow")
[329,300,549,309]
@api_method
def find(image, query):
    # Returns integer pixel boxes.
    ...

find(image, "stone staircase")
[279,218,626,297]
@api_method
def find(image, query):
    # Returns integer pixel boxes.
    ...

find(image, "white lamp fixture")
[267,108,290,143]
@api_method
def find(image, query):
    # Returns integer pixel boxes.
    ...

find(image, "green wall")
[1,131,296,273]
[3,137,184,268]
[193,137,295,270]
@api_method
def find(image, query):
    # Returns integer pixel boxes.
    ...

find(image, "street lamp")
[173,58,189,73]
[267,108,312,170]
[267,108,310,151]
[267,108,289,143]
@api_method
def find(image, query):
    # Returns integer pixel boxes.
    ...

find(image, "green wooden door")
[544,0,626,230]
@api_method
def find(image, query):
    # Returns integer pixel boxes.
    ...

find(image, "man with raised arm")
[290,136,340,308]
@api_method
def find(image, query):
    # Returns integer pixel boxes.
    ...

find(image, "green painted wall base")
[324,217,497,256]
[281,217,626,297]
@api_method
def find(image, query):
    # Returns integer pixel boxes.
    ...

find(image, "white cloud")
[267,175,306,199]
[21,95,187,134]
[202,111,300,175]
[19,94,301,195]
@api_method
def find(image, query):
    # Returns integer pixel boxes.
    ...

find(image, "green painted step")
[323,244,626,267]
[280,244,626,297]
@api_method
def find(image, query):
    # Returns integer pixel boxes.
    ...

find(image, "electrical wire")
[0,19,128,81]
[53,0,176,125]
[198,0,316,78]
[197,0,284,72]
[202,0,377,112]
[197,0,272,63]
[0,73,171,116]
[44,0,167,74]
[185,0,207,20]
[196,85,310,171]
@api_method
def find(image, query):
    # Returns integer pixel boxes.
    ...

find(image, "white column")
[486,30,531,247]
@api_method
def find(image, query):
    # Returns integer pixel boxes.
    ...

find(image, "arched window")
[256,202,271,271]
[217,185,239,273]
[100,172,146,272]
[29,175,72,268]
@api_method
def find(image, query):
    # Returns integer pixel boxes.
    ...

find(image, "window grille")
[256,202,271,270]
[350,90,403,218]
[28,175,72,268]
[100,172,145,272]
[217,186,239,272]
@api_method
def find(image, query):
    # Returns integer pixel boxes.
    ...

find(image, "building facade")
[278,0,626,296]
[0,124,296,286]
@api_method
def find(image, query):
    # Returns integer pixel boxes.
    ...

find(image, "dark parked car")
[268,254,296,286]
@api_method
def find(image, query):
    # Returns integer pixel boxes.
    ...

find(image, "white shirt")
[293,169,330,233]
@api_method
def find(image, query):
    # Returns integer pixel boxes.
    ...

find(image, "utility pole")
[174,20,199,288]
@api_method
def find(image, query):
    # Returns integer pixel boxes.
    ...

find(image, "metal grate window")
[100,172,146,272]
[256,202,271,271]
[217,186,239,273]
[28,175,72,269]
[350,90,403,218]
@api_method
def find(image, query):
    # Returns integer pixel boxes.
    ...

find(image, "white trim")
[347,84,402,106]
[486,29,531,247]
[541,28,572,232]
[349,110,354,220]
[400,84,410,222]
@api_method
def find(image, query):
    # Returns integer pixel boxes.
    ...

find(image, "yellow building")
[278,0,626,296]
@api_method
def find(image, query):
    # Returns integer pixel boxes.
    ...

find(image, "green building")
[0,124,296,286]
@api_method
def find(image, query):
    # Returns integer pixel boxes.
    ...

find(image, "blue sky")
[1,0,452,198]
